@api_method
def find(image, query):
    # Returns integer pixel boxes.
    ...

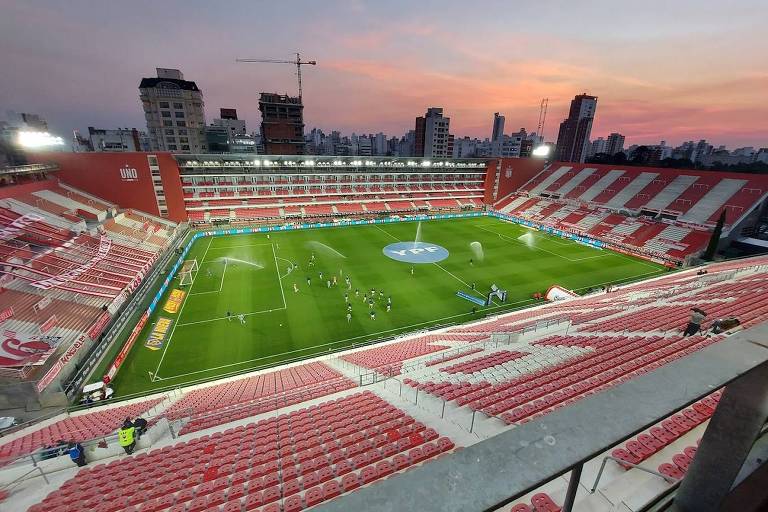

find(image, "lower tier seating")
[29,392,455,512]
[0,398,162,464]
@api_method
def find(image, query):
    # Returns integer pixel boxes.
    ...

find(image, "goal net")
[179,259,199,287]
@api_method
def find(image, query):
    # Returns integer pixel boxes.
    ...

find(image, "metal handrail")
[589,455,678,493]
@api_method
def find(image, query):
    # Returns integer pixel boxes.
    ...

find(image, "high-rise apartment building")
[492,112,505,141]
[259,93,305,155]
[213,108,246,138]
[605,132,625,155]
[555,93,597,163]
[139,68,206,153]
[589,137,607,157]
[414,107,453,158]
[84,127,149,152]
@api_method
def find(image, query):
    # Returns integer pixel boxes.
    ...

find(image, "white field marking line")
[476,225,609,263]
[204,243,274,251]
[188,258,228,296]
[372,224,401,242]
[373,224,484,296]
[154,297,537,381]
[276,255,297,279]
[153,236,213,381]
[272,243,287,309]
[176,306,287,327]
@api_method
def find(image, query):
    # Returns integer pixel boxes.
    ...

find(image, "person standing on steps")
[118,419,136,455]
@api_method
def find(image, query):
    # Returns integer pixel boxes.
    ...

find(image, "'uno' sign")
[119,165,139,182]
[383,242,449,264]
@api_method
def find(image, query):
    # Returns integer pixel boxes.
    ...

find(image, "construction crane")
[536,98,549,141]
[236,52,317,100]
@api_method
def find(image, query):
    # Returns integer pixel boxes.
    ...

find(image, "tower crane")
[236,52,317,100]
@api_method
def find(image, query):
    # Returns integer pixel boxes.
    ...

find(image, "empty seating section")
[181,169,486,222]
[505,163,768,262]
[0,289,102,334]
[495,194,708,262]
[3,232,158,298]
[612,391,720,469]
[0,182,177,371]
[165,362,355,426]
[0,398,162,463]
[29,392,455,512]
[340,338,450,376]
[410,334,722,424]
[369,262,767,433]
[440,351,527,374]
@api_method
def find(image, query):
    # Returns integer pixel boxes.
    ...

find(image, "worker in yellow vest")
[118,418,136,455]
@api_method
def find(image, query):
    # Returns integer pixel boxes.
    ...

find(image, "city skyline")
[1,0,766,148]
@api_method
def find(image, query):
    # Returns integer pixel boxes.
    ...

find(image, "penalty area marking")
[188,258,228,296]
[276,255,298,279]
[152,235,213,381]
[272,243,287,309]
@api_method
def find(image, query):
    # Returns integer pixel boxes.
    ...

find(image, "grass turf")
[109,216,666,395]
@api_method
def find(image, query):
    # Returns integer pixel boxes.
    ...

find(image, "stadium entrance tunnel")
[383,242,449,264]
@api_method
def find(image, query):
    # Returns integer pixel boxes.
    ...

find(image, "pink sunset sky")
[1,0,766,147]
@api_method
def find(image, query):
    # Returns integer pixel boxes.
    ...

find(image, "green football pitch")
[110,216,666,395]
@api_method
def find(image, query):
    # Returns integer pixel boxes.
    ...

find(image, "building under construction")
[258,93,305,155]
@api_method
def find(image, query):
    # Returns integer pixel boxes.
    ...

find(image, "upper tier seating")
[183,172,486,222]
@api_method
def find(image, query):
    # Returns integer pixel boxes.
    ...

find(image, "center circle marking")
[383,242,449,264]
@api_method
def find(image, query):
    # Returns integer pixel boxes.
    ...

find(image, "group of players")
[288,252,393,324]
[211,248,397,327]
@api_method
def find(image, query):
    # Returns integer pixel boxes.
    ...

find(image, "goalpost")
[178,259,199,287]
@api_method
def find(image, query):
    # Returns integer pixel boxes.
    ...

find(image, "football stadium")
[1,152,768,512]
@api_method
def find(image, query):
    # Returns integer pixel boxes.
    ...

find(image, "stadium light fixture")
[533,145,551,157]
[16,131,65,149]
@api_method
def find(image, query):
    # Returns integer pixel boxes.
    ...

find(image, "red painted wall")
[29,152,187,222]
[494,158,547,203]
[154,153,187,222]
[0,179,55,199]
[483,159,498,204]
